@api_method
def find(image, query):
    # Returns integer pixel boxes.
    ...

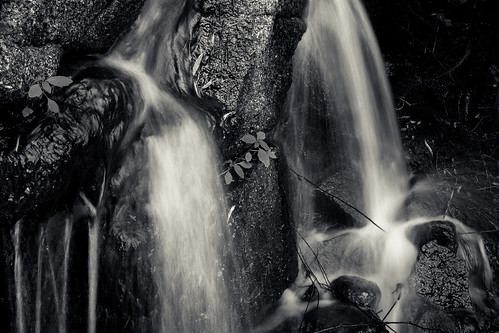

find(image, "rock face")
[194,0,306,325]
[0,0,144,103]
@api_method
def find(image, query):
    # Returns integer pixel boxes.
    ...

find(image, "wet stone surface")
[0,0,144,104]
[406,220,458,253]
[408,240,473,311]
[299,302,387,333]
[330,275,382,310]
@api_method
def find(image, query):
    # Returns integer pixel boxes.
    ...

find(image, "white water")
[103,0,237,329]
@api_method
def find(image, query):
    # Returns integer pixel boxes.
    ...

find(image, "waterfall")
[278,0,493,329]
[101,0,235,330]
[282,0,408,232]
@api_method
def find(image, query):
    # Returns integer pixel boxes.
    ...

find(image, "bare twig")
[288,167,385,232]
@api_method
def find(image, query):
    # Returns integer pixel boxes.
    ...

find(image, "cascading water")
[103,52,236,331]
[11,215,74,333]
[100,0,237,331]
[276,0,494,331]
[7,0,238,331]
[282,0,408,233]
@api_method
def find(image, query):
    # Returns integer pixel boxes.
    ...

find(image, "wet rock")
[401,294,459,333]
[0,75,136,226]
[448,309,481,333]
[0,0,144,49]
[226,159,297,327]
[194,0,306,326]
[0,0,144,104]
[406,220,458,253]
[408,240,473,311]
[307,231,382,281]
[0,41,62,102]
[330,275,382,310]
[195,0,306,156]
[299,302,387,333]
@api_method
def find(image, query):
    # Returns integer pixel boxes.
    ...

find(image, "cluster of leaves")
[23,76,73,117]
[222,131,277,185]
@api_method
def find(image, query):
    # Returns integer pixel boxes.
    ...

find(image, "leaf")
[47,98,59,113]
[224,171,233,184]
[202,79,214,90]
[258,148,270,167]
[268,150,277,159]
[245,152,252,162]
[256,131,265,140]
[192,52,204,76]
[28,84,43,98]
[234,164,244,179]
[46,76,72,87]
[241,134,256,144]
[253,142,259,148]
[33,76,43,83]
[22,107,34,117]
[42,81,52,93]
[259,139,270,151]
[239,161,252,169]
[227,205,236,222]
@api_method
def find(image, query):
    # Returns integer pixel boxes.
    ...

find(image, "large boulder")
[193,0,306,325]
[0,0,144,103]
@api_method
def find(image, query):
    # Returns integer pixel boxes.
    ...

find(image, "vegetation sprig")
[221,131,277,184]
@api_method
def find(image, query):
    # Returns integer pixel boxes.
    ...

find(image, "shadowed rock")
[330,275,381,310]
[0,71,136,226]
[299,302,387,333]
[406,220,458,252]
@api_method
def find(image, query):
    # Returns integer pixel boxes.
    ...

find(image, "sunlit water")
[277,0,493,330]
